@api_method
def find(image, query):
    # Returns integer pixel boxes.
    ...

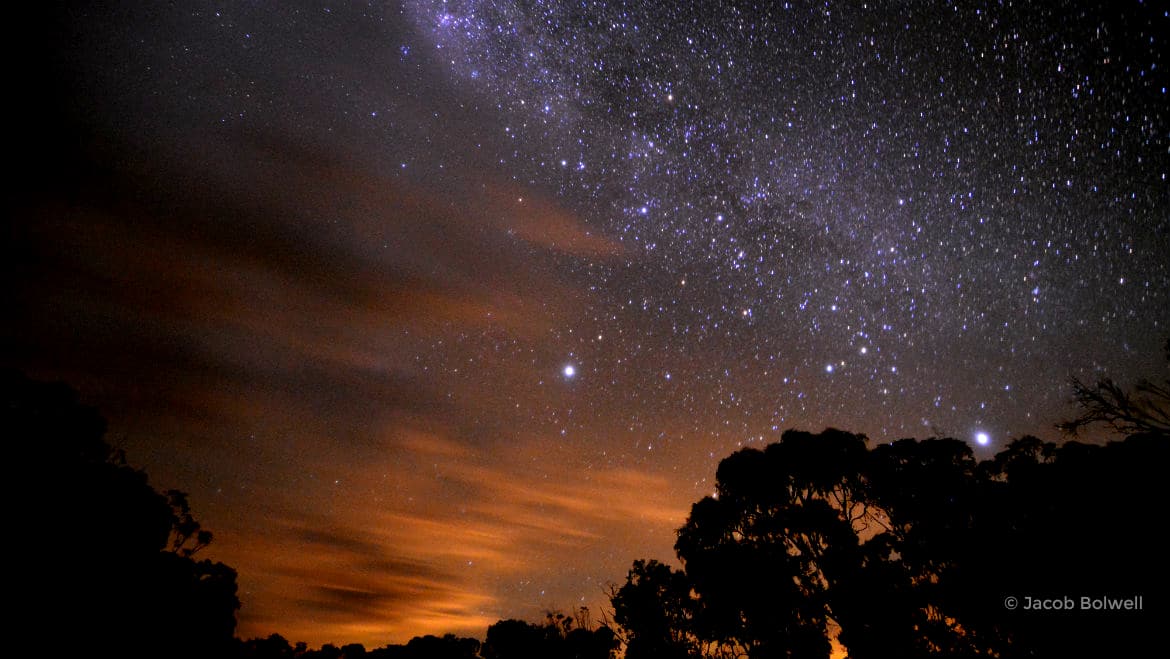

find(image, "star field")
[5,0,1168,649]
[401,0,1167,441]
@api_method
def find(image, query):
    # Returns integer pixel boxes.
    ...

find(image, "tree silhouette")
[972,434,1167,658]
[403,634,478,659]
[237,633,299,658]
[613,427,1164,658]
[482,611,617,659]
[1057,338,1170,438]
[482,618,549,659]
[611,559,697,659]
[850,437,1005,657]
[673,429,869,659]
[5,370,239,658]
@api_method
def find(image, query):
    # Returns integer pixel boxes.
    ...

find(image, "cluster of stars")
[400,0,1167,449]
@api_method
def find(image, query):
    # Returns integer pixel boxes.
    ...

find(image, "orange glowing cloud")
[9,122,670,650]
[216,420,691,647]
[481,184,626,258]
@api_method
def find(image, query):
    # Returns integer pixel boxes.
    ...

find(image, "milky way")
[401,0,1167,441]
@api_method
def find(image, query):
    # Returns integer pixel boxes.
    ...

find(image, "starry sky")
[5,0,1168,648]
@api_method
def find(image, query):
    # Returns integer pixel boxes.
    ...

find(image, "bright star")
[975,431,990,446]
[563,365,576,378]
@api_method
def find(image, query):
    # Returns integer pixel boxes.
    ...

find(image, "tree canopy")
[613,428,1165,659]
[6,370,240,658]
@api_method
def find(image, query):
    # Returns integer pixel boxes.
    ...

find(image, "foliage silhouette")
[611,559,697,659]
[391,634,480,659]
[235,633,304,658]
[240,618,616,659]
[1057,338,1170,438]
[482,611,617,659]
[237,633,482,659]
[614,428,1164,658]
[672,429,866,659]
[6,370,239,658]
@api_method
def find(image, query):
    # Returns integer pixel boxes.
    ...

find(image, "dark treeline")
[6,354,1166,658]
[236,611,616,659]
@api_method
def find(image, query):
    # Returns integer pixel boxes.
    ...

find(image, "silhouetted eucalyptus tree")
[5,370,239,658]
[611,559,697,659]
[613,427,1164,659]
[673,429,869,659]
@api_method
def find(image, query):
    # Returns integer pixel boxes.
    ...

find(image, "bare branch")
[1058,373,1170,438]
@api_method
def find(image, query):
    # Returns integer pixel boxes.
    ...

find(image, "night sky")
[6,0,1168,648]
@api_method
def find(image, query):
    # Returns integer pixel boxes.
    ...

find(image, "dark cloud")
[301,586,400,618]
